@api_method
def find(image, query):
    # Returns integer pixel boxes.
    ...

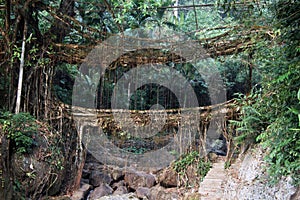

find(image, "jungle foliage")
[0,112,38,154]
[0,0,299,198]
[229,0,300,185]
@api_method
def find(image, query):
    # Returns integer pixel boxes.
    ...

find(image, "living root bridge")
[71,100,236,134]
[69,100,238,166]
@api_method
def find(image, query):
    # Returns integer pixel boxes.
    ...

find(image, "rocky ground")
[44,143,300,200]
[70,151,203,200]
[66,145,300,200]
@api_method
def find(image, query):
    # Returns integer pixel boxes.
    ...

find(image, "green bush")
[230,92,266,145]
[0,112,38,154]
[173,151,211,179]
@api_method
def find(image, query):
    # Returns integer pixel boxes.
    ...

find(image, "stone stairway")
[198,160,226,200]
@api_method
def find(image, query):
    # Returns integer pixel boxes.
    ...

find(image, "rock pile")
[70,152,187,200]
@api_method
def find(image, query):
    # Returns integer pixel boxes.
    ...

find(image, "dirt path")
[198,160,226,200]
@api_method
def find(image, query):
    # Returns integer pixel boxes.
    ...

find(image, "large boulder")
[136,187,151,199]
[112,180,125,190]
[89,171,112,187]
[70,183,92,200]
[157,167,178,187]
[149,185,179,200]
[124,170,156,190]
[0,131,66,200]
[112,186,128,195]
[0,115,87,200]
[89,184,113,200]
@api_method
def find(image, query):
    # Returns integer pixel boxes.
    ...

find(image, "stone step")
[201,175,226,180]
[200,187,223,191]
[198,160,226,200]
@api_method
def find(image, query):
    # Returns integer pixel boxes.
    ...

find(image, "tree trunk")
[174,0,179,19]
[15,21,27,114]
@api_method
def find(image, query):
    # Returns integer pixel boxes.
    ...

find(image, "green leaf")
[288,107,299,115]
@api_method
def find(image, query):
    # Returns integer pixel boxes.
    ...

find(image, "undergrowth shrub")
[230,91,267,146]
[0,112,38,154]
[173,151,211,182]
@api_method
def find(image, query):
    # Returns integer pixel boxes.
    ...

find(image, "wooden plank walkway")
[198,160,226,200]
